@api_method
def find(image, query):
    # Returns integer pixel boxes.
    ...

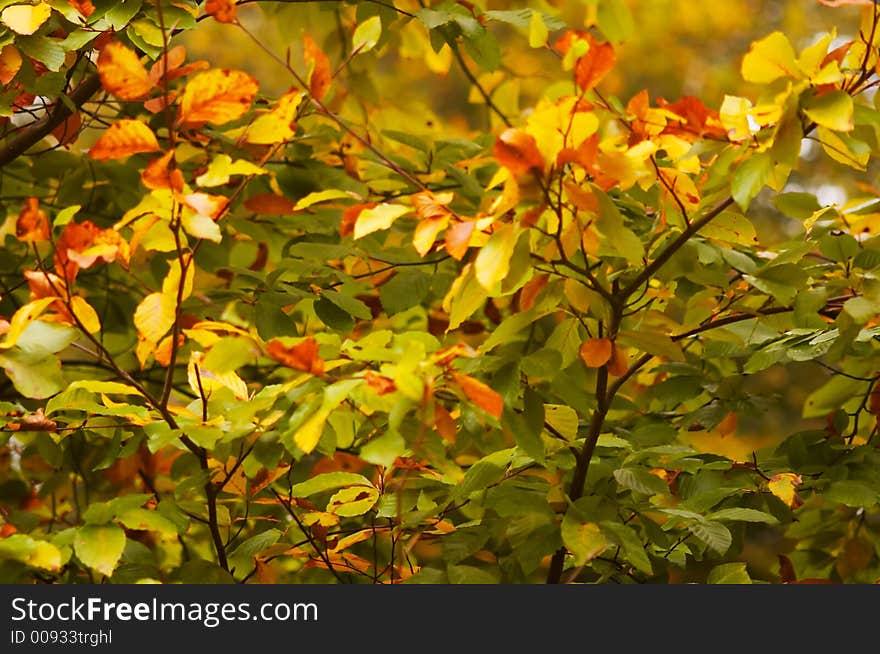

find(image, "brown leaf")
[452,373,503,419]
[575,36,616,93]
[579,338,612,368]
[304,35,332,101]
[11,408,57,432]
[493,128,544,175]
[88,120,160,161]
[15,197,50,243]
[97,41,154,101]
[244,193,298,215]
[266,337,324,375]
[519,274,549,312]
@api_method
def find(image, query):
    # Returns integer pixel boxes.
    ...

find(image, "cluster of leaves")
[1,0,880,584]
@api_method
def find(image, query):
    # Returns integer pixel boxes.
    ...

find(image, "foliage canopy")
[1,0,880,584]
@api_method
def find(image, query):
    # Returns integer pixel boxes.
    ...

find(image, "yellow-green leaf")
[327,485,380,517]
[528,12,549,48]
[803,90,854,132]
[817,126,870,170]
[353,16,382,54]
[195,154,266,187]
[74,523,126,577]
[0,298,57,350]
[294,189,353,211]
[475,223,518,290]
[181,212,222,242]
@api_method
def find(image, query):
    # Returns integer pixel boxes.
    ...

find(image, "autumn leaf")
[134,292,176,344]
[267,338,324,375]
[54,221,130,281]
[445,220,475,260]
[88,120,160,161]
[141,151,184,192]
[607,344,629,376]
[67,0,95,18]
[244,193,298,215]
[575,37,616,92]
[205,0,237,23]
[1,2,52,35]
[97,42,154,101]
[179,69,258,126]
[579,338,613,368]
[304,35,332,101]
[0,45,22,85]
[353,203,410,240]
[244,90,302,144]
[716,411,738,437]
[15,198,50,243]
[494,128,544,175]
[816,0,874,6]
[452,373,503,419]
[768,473,804,509]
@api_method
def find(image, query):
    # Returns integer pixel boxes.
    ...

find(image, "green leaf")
[290,472,373,498]
[353,15,382,54]
[16,36,65,71]
[707,562,752,584]
[0,350,64,399]
[597,0,634,43]
[613,467,669,495]
[562,513,607,567]
[686,520,732,555]
[697,211,758,246]
[544,404,579,441]
[708,508,779,525]
[732,152,773,211]
[600,521,653,575]
[117,508,179,537]
[0,534,62,571]
[803,375,866,418]
[824,480,879,507]
[229,529,281,559]
[594,186,644,265]
[74,524,126,577]
[452,449,514,501]
[379,271,431,316]
[772,192,821,220]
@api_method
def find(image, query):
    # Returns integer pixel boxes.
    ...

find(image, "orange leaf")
[205,0,237,23]
[575,37,616,93]
[519,274,549,312]
[434,404,457,443]
[148,46,209,86]
[50,111,81,146]
[0,45,22,85]
[444,220,475,260]
[15,197,50,243]
[54,221,130,282]
[493,128,544,175]
[67,0,95,18]
[452,373,503,419]
[607,344,629,376]
[579,338,612,368]
[244,193,297,215]
[97,41,153,101]
[179,69,258,126]
[304,35,332,101]
[716,411,738,437]
[141,151,184,192]
[88,119,159,161]
[266,337,324,375]
[365,371,396,395]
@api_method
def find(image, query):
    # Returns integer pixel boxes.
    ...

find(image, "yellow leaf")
[295,407,330,453]
[70,296,101,334]
[474,223,517,290]
[353,203,410,239]
[244,90,303,144]
[768,473,803,508]
[1,2,51,35]
[817,126,870,170]
[97,41,153,101]
[187,351,249,401]
[0,298,56,350]
[181,212,222,242]
[294,189,353,211]
[195,154,265,187]
[352,15,382,54]
[134,292,176,344]
[528,11,549,48]
[802,90,853,132]
[28,540,62,571]
[161,256,195,302]
[741,31,801,84]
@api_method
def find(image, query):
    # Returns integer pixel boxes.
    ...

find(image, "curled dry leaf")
[88,120,160,161]
[15,197,50,243]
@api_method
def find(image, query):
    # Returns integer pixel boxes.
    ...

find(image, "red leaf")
[205,0,237,23]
